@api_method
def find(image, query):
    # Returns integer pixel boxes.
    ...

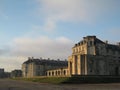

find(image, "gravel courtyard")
[0,79,120,90]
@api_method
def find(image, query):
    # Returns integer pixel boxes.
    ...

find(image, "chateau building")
[22,57,68,77]
[68,36,120,75]
[22,36,120,77]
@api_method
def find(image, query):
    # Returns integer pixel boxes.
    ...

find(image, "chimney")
[28,57,31,60]
[31,57,34,60]
[105,40,108,44]
[117,42,120,46]
[64,59,67,61]
[40,57,42,60]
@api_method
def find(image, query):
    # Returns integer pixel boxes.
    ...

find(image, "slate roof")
[74,36,120,52]
[106,44,120,51]
[23,59,68,67]
[74,36,105,47]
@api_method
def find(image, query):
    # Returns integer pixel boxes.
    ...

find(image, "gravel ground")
[0,79,120,90]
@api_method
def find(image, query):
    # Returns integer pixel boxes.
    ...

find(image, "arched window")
[56,71,57,76]
[52,71,54,76]
[58,71,60,75]
[90,41,93,46]
[49,72,51,76]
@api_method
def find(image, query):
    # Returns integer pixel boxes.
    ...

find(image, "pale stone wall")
[22,64,27,77]
[22,63,35,77]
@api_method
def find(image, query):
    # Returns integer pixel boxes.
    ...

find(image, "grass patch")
[12,77,69,84]
[12,76,120,84]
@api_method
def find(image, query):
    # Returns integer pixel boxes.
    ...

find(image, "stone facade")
[68,36,120,75]
[22,57,68,77]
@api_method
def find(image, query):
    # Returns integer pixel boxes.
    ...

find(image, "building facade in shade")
[0,68,10,78]
[0,68,4,78]
[22,57,68,77]
[68,36,120,75]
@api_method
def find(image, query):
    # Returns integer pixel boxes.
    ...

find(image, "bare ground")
[0,79,120,90]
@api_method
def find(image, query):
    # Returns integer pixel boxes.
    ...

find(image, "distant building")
[0,68,4,78]
[22,58,68,77]
[4,72,11,78]
[11,70,22,78]
[0,68,4,73]
[0,68,10,78]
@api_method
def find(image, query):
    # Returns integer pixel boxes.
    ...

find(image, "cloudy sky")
[0,0,120,72]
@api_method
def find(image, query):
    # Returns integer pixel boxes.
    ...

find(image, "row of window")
[73,47,85,53]
[73,41,95,53]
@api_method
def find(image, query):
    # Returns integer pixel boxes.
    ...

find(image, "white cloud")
[40,0,118,22]
[31,19,56,32]
[0,36,74,71]
[35,0,118,31]
[0,56,26,72]
[43,19,56,31]
[0,49,8,55]
[11,36,74,60]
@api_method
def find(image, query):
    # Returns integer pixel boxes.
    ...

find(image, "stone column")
[68,61,71,75]
[72,55,77,75]
[77,55,81,75]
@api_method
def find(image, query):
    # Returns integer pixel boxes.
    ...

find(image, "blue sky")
[0,0,120,71]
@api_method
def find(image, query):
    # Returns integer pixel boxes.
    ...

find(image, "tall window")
[49,72,51,76]
[52,71,54,76]
[90,41,93,46]
[58,71,60,75]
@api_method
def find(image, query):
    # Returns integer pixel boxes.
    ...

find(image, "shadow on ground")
[62,75,120,84]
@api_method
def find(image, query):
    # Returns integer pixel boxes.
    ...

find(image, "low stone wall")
[62,75,120,84]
